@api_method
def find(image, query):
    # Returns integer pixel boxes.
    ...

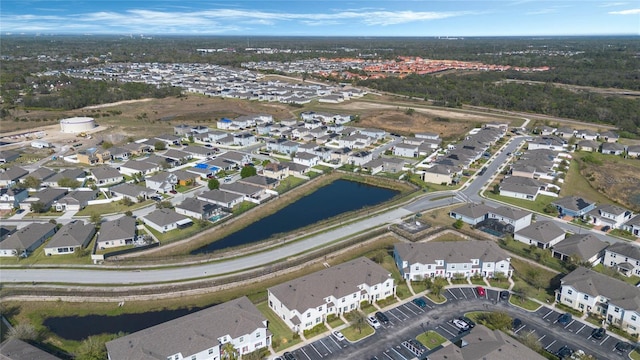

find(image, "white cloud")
[599,2,628,7]
[609,8,640,14]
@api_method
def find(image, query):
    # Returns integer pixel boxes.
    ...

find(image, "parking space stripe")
[514,325,526,334]
[542,310,554,319]
[391,347,408,360]
[458,288,467,299]
[299,348,311,360]
[544,340,556,350]
[405,304,419,315]
[600,335,610,346]
[447,289,458,300]
[328,336,341,347]
[388,311,403,322]
[383,351,393,360]
[318,339,332,354]
[395,307,410,319]
[565,320,575,329]
[437,325,456,337]
[538,334,546,342]
[576,324,586,334]
[309,343,323,358]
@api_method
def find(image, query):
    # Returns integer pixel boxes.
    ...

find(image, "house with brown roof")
[268,257,395,333]
[106,296,271,360]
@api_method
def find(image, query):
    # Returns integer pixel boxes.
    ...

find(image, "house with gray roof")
[427,325,546,360]
[587,204,633,229]
[220,182,268,203]
[603,242,640,277]
[394,241,512,281]
[90,166,123,186]
[422,164,460,185]
[0,338,62,360]
[599,131,619,143]
[96,216,137,249]
[27,167,56,182]
[623,214,640,237]
[219,151,252,166]
[109,183,156,201]
[106,296,270,360]
[197,189,244,210]
[601,142,626,155]
[382,158,405,173]
[182,145,215,159]
[627,145,640,158]
[577,139,599,152]
[362,158,384,175]
[0,187,28,210]
[514,221,566,249]
[41,168,86,187]
[142,208,192,233]
[238,175,279,190]
[23,187,68,211]
[0,166,28,187]
[54,189,98,211]
[0,222,56,257]
[268,257,395,333]
[449,203,493,225]
[486,206,533,232]
[279,161,309,177]
[44,220,95,256]
[0,225,17,241]
[145,171,177,193]
[262,162,290,180]
[293,151,320,167]
[551,233,609,265]
[552,196,596,218]
[162,149,192,163]
[175,197,222,220]
[0,149,20,164]
[118,159,161,176]
[499,176,545,201]
[557,267,640,336]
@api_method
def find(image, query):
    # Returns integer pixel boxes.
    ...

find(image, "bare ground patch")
[579,156,640,212]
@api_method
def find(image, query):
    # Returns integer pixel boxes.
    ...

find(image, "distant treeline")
[357,72,640,134]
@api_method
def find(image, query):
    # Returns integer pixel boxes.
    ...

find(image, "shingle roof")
[606,242,640,260]
[515,221,565,244]
[176,197,218,214]
[91,166,122,181]
[97,216,137,243]
[561,267,640,311]
[143,209,190,227]
[552,196,595,212]
[552,234,608,261]
[105,296,267,360]
[45,221,95,249]
[0,223,56,251]
[269,257,391,313]
[451,203,493,219]
[489,206,531,221]
[0,338,62,360]
[395,241,510,265]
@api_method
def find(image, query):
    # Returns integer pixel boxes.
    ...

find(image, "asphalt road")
[1,135,630,284]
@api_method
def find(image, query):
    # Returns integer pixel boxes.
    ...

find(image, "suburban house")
[577,140,599,152]
[551,233,609,265]
[220,182,268,203]
[587,204,633,229]
[27,167,56,182]
[627,145,640,158]
[359,128,386,140]
[348,151,373,166]
[42,168,86,187]
[601,142,626,155]
[382,158,405,173]
[90,166,124,186]
[182,145,216,159]
[219,151,252,167]
[109,183,156,202]
[394,143,419,158]
[238,175,279,190]
[0,166,29,187]
[485,206,532,232]
[556,267,640,336]
[233,132,257,147]
[142,208,192,233]
[0,338,63,360]
[96,216,137,250]
[575,129,599,140]
[145,172,178,193]
[262,162,290,180]
[280,162,309,177]
[422,164,461,185]
[174,124,193,136]
[267,257,395,333]
[450,203,493,225]
[54,189,98,211]
[394,241,512,280]
[198,190,244,210]
[600,131,619,143]
[514,221,566,249]
[175,197,222,220]
[43,221,95,256]
[0,222,56,257]
[23,188,68,211]
[602,242,640,277]
[293,152,320,167]
[623,215,640,237]
[162,149,192,164]
[499,176,545,201]
[106,296,271,360]
[0,187,28,210]
[76,148,111,165]
[0,149,20,164]
[118,159,162,177]
[266,139,299,155]
[154,134,181,146]
[526,136,567,151]
[552,196,596,218]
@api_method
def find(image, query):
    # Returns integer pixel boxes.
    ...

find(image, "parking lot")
[279,286,634,360]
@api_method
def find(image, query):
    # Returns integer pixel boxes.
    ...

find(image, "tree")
[240,165,257,178]
[89,212,102,226]
[481,311,512,331]
[120,197,134,207]
[124,210,133,217]
[154,141,167,151]
[453,219,464,229]
[101,141,113,149]
[405,108,415,116]
[431,277,448,297]
[220,342,238,360]
[30,201,47,213]
[7,323,39,341]
[208,178,220,190]
[156,200,173,209]
[74,335,107,360]
[57,177,81,189]
[518,331,542,353]
[21,175,41,189]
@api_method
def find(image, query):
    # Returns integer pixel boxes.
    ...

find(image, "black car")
[615,341,632,354]
[591,327,606,340]
[283,352,296,360]
[512,318,522,330]
[555,345,574,359]
[601,225,611,232]
[500,291,510,300]
[459,316,476,328]
[375,311,390,325]
[557,313,572,326]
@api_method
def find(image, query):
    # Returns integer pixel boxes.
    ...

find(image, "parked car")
[476,286,486,297]
[555,345,574,359]
[557,313,572,326]
[500,291,510,300]
[601,225,611,232]
[512,318,523,330]
[332,330,345,341]
[452,319,470,331]
[169,189,177,194]
[591,327,606,340]
[614,341,632,354]
[412,298,427,308]
[459,316,476,328]
[367,316,381,329]
[282,352,296,360]
[375,311,389,325]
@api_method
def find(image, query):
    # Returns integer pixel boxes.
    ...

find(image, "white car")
[332,330,345,341]
[367,316,381,329]
[452,319,470,331]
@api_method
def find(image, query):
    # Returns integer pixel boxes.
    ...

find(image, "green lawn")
[509,295,541,311]
[485,193,558,215]
[275,176,307,193]
[499,239,568,273]
[610,229,637,241]
[341,324,374,342]
[470,277,487,286]
[631,350,640,360]
[377,254,411,299]
[256,302,301,352]
[327,314,345,328]
[561,153,627,205]
[426,293,446,304]
[450,278,468,285]
[145,223,209,244]
[360,302,377,315]
[487,279,510,289]
[0,236,96,266]
[510,258,558,303]
[411,282,428,294]
[76,199,153,216]
[416,331,447,349]
[303,323,328,339]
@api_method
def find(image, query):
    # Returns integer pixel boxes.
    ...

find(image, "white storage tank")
[60,117,96,133]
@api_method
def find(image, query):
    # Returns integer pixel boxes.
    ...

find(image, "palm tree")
[220,343,238,360]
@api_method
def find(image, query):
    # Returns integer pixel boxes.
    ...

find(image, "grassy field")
[416,330,447,349]
[484,193,558,215]
[510,258,559,303]
[341,323,374,342]
[560,155,616,206]
[509,295,541,311]
[327,314,345,328]
[256,302,301,352]
[377,253,412,300]
[75,199,153,216]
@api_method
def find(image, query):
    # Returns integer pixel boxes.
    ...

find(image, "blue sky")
[1,1,638,36]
